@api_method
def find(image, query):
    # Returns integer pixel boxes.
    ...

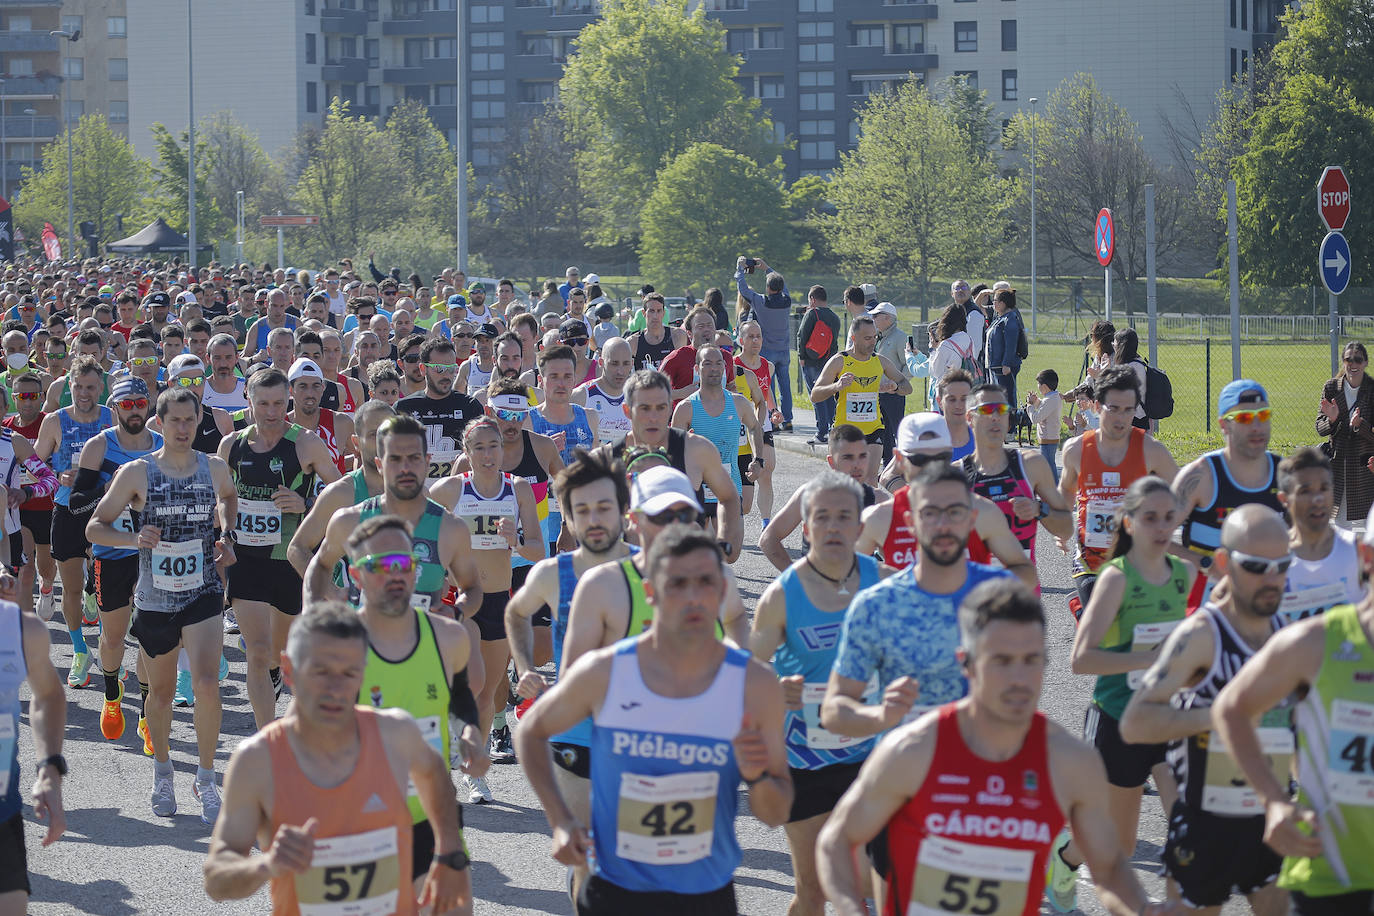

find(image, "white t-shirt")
[325,290,347,316]
[1345,380,1359,412]
[1281,527,1362,624]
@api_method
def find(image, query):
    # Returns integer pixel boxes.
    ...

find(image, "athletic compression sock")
[103,668,121,701]
[69,627,87,656]
[493,709,506,731]
[139,680,150,714]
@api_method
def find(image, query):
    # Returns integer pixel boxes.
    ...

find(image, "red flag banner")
[41,222,60,261]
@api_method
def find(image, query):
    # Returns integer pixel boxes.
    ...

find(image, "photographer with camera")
[735,256,794,432]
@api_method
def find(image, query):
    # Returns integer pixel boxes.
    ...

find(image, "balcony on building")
[322,56,369,83]
[0,29,56,54]
[0,73,58,99]
[701,0,749,11]
[383,56,455,84]
[882,42,938,71]
[551,0,598,17]
[1,113,58,138]
[381,9,455,35]
[320,5,369,34]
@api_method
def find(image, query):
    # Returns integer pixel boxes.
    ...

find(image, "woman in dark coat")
[1318,341,1374,521]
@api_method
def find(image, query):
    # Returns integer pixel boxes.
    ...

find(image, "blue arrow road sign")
[1321,231,1352,295]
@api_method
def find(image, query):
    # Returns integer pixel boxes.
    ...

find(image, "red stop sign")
[1319,165,1351,231]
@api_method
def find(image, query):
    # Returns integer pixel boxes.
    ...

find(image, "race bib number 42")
[615,771,718,865]
[909,835,1033,916]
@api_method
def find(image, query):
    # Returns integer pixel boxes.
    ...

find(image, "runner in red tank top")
[816,579,1176,916]
[3,372,55,615]
[856,414,1035,591]
[286,360,355,475]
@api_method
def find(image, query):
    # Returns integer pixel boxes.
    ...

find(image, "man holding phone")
[867,301,911,465]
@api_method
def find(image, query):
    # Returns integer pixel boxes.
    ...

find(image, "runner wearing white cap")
[285,358,353,485]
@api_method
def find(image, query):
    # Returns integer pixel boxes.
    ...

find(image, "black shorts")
[1292,890,1374,915]
[130,591,224,659]
[763,431,775,447]
[49,503,89,563]
[1161,800,1280,907]
[864,429,884,445]
[93,554,140,613]
[551,741,591,779]
[227,556,303,616]
[5,533,22,572]
[511,566,550,628]
[469,591,508,642]
[19,508,51,546]
[577,874,735,916]
[737,454,755,485]
[412,819,435,881]
[788,760,863,823]
[1083,704,1166,788]
[0,812,28,896]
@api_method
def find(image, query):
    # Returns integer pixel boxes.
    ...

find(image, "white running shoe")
[151,769,177,818]
[463,775,493,805]
[193,773,222,826]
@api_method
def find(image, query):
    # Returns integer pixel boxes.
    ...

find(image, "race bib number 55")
[910,835,1032,916]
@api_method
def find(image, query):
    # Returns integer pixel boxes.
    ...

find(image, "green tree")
[1267,0,1374,107]
[1006,74,1186,311]
[558,0,778,245]
[13,114,149,248]
[383,99,457,232]
[935,74,997,162]
[292,99,410,260]
[198,112,287,234]
[138,122,228,243]
[639,142,797,290]
[822,78,1014,319]
[475,107,583,261]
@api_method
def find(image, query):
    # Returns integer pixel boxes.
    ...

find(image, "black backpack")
[1135,359,1175,419]
[1015,316,1029,360]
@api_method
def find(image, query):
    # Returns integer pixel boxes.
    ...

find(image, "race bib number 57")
[294,826,401,916]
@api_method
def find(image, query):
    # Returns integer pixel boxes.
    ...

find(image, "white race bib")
[294,826,401,916]
[1279,582,1350,625]
[235,498,281,547]
[845,391,878,424]
[1083,498,1121,549]
[1202,726,1294,816]
[1327,699,1374,806]
[1127,620,1183,689]
[909,835,1034,916]
[428,449,460,480]
[151,539,203,592]
[802,680,878,749]
[456,492,516,550]
[615,771,718,865]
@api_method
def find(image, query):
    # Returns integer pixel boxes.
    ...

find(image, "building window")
[305,33,317,64]
[471,52,503,70]
[758,27,783,49]
[6,15,29,31]
[472,100,506,118]
[109,100,128,123]
[1241,0,1248,29]
[365,85,380,106]
[798,43,833,62]
[305,0,316,14]
[109,59,128,81]
[471,79,504,94]
[365,0,379,20]
[849,119,860,143]
[8,59,32,77]
[63,58,83,80]
[799,70,834,87]
[340,36,357,58]
[800,91,834,110]
[1241,48,1248,74]
[727,29,753,53]
[800,141,835,160]
[771,120,786,143]
[954,69,978,89]
[798,0,832,10]
[955,21,977,51]
[520,80,555,103]
[365,39,379,66]
[1230,47,1238,79]
[473,126,505,142]
[61,15,82,34]
[473,148,493,167]
[799,119,834,135]
[65,100,83,122]
[435,83,457,105]
[433,37,456,58]
[850,25,885,47]
[404,85,428,102]
[1001,68,1017,100]
[799,22,833,37]
[107,16,127,37]
[892,24,924,53]
[1001,19,1016,50]
[471,4,504,23]
[1230,0,1237,28]
[306,81,318,113]
[473,31,504,47]
[404,37,426,66]
[758,75,784,98]
[433,0,456,9]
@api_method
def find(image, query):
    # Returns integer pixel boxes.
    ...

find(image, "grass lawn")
[783,341,1336,465]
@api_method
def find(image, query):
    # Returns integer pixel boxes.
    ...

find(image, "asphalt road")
[14,428,1248,915]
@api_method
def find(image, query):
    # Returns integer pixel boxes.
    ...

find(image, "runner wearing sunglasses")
[1119,504,1292,915]
[396,337,484,482]
[434,414,544,803]
[1274,446,1363,625]
[159,355,235,454]
[1174,379,1284,588]
[87,387,239,823]
[396,333,428,398]
[531,344,601,555]
[2,372,59,617]
[44,329,109,413]
[855,413,1037,590]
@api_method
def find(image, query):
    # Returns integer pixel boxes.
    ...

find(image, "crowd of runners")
[0,255,1372,916]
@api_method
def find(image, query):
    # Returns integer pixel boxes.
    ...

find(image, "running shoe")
[489,725,515,762]
[1045,828,1079,913]
[506,666,521,710]
[463,775,493,805]
[193,773,222,826]
[219,654,229,682]
[81,590,98,626]
[137,717,154,756]
[223,608,239,634]
[174,669,195,708]
[151,769,177,817]
[67,651,92,688]
[514,696,535,721]
[37,586,54,620]
[100,681,126,740]
[271,667,286,700]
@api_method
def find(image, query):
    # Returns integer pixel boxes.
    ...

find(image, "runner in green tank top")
[1215,550,1374,916]
[1063,477,1190,897]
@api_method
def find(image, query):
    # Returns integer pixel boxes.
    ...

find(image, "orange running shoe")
[137,716,153,756]
[99,682,125,740]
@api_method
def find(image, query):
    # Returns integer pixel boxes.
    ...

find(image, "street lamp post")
[50,30,77,258]
[24,108,34,178]
[187,0,197,271]
[1029,96,1038,335]
[0,79,8,203]
[455,1,467,272]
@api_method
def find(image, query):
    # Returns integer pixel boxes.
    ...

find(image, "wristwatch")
[36,754,67,777]
[1037,500,1050,520]
[433,848,471,871]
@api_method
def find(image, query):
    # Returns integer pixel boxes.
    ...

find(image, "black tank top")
[346,365,371,401]
[192,408,223,454]
[226,424,315,561]
[633,328,676,371]
[508,429,548,490]
[1181,451,1282,561]
[319,379,341,413]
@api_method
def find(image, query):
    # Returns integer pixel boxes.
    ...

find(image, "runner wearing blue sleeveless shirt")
[515,527,791,916]
[669,346,762,521]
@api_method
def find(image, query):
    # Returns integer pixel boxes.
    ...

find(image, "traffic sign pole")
[1317,166,1353,374]
[1094,208,1115,322]
[277,211,284,270]
[1332,291,1339,376]
[1104,267,1111,322]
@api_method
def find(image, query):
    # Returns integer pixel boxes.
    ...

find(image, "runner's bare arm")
[440,514,482,615]
[1057,435,1083,513]
[287,478,351,576]
[302,508,355,605]
[506,558,556,688]
[739,661,793,827]
[820,671,894,738]
[1070,567,1155,676]
[23,613,65,847]
[758,488,803,571]
[203,739,276,900]
[721,564,750,648]
[33,411,59,462]
[1023,449,1073,539]
[737,392,765,460]
[561,563,620,672]
[1145,436,1181,483]
[209,457,239,559]
[817,725,934,916]
[877,354,912,396]
[86,462,144,547]
[748,579,788,662]
[42,376,62,413]
[855,501,891,558]
[694,435,744,562]
[513,478,545,564]
[1119,616,1215,744]
[298,431,343,485]
[1170,456,1213,518]
[973,498,1038,590]
[808,353,846,403]
[669,399,691,431]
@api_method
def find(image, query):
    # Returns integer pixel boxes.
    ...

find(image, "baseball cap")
[867,301,897,319]
[467,281,486,294]
[584,273,600,286]
[110,376,149,402]
[175,291,197,306]
[166,354,205,378]
[630,466,704,514]
[896,412,953,453]
[449,320,477,337]
[860,283,879,302]
[489,392,532,412]
[446,293,468,310]
[475,323,499,339]
[143,291,171,308]
[287,358,324,383]
[1217,379,1269,417]
[559,318,590,340]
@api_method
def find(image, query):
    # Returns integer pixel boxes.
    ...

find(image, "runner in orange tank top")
[816,579,1179,916]
[204,602,472,915]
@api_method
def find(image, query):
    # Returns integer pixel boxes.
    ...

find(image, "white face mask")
[6,352,28,370]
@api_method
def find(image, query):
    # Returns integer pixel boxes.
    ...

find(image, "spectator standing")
[735,257,794,431]
[702,287,731,336]
[984,288,1024,405]
[951,279,984,347]
[797,285,840,442]
[868,301,910,464]
[1114,328,1151,430]
[557,266,582,304]
[926,304,977,410]
[1027,368,1065,482]
[1317,340,1374,522]
[534,280,563,318]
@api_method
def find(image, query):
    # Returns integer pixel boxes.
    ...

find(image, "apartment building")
[0,0,61,199]
[55,0,129,141]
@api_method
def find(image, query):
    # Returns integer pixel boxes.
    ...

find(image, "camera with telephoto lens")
[742,257,758,273]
